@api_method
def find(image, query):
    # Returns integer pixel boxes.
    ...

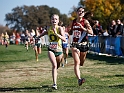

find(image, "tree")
[42,5,69,26]
[0,25,10,34]
[59,14,70,26]
[5,5,69,32]
[5,5,50,31]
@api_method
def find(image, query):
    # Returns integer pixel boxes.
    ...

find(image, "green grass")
[0,45,124,93]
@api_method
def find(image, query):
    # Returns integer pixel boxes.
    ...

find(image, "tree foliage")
[5,5,69,31]
[0,25,10,34]
[79,0,124,29]
[69,0,124,29]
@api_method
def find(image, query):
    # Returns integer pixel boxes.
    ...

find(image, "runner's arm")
[39,31,48,38]
[84,20,93,35]
[53,26,66,42]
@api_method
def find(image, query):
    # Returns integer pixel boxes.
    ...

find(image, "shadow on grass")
[0,87,41,92]
[0,59,29,63]
[0,85,84,92]
[115,74,124,77]
[0,85,53,92]
[102,74,124,79]
[68,51,124,65]
[86,53,124,65]
[109,84,124,89]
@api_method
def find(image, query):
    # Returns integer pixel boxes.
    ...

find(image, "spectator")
[92,20,103,36]
[116,19,123,36]
[107,20,117,37]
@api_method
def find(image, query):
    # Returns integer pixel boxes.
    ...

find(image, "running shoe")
[78,78,85,86]
[52,84,57,90]
[64,59,67,64]
[36,59,39,62]
[61,63,64,67]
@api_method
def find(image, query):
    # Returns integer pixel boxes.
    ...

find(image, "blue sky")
[0,0,79,26]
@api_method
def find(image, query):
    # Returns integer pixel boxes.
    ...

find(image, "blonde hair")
[51,14,59,19]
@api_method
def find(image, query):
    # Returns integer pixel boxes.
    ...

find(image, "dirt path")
[0,58,75,88]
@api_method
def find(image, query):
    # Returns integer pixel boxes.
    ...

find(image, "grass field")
[0,45,124,93]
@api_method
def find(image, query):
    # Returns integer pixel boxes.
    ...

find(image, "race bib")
[49,42,58,49]
[73,30,81,38]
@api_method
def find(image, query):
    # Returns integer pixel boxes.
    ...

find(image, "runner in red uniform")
[70,7,93,86]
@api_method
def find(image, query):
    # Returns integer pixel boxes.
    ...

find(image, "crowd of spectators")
[91,19,124,37]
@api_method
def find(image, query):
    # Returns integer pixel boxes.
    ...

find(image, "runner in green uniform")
[39,14,66,89]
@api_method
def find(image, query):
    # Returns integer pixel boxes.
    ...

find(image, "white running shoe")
[52,84,57,90]
[36,59,39,62]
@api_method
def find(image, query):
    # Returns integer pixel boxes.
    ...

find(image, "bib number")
[73,30,81,38]
[49,42,58,49]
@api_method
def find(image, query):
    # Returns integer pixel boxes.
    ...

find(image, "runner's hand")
[53,28,57,34]
[77,22,87,31]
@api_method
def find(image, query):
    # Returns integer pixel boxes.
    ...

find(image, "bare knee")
[52,64,57,69]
